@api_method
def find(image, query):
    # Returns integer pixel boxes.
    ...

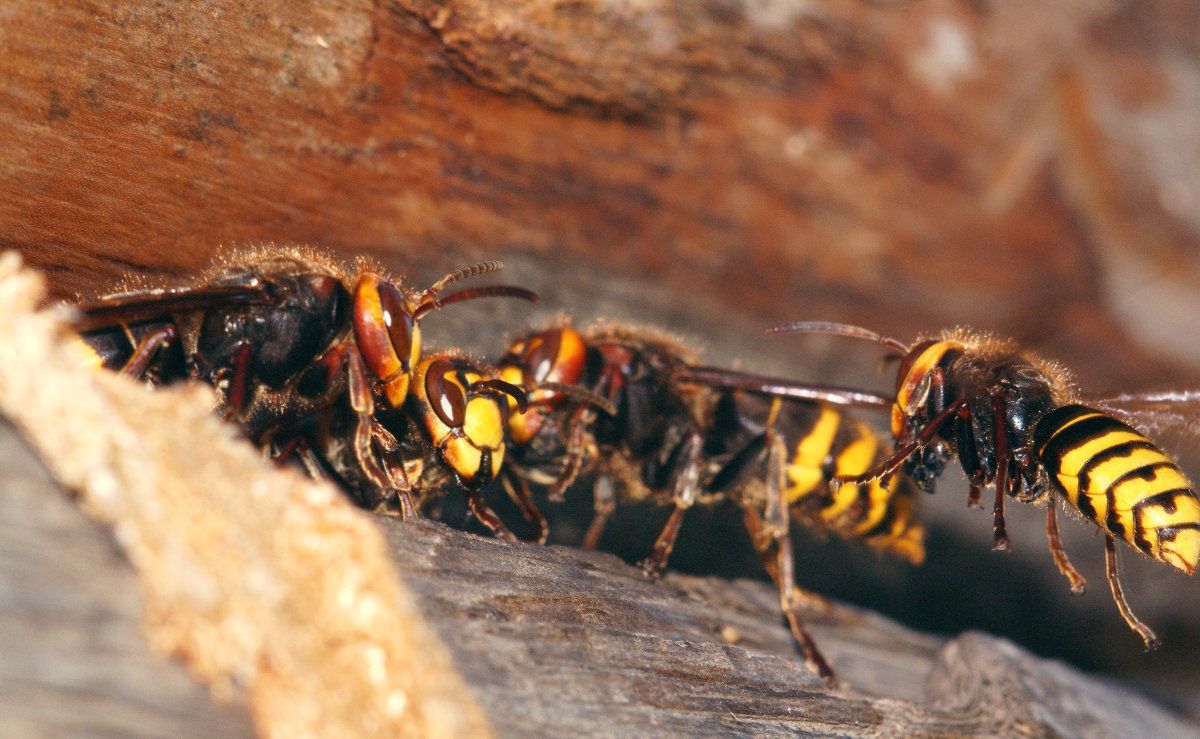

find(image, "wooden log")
[5,397,1199,737]
[0,416,256,738]
[4,0,1200,730]
[4,0,1200,389]
[385,517,1200,738]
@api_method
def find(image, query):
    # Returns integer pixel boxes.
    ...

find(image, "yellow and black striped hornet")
[71,247,535,534]
[498,324,925,685]
[773,322,1200,650]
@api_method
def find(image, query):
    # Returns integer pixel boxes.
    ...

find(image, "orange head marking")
[523,328,587,386]
[353,274,420,409]
[502,328,588,445]
[892,339,955,438]
[353,262,538,410]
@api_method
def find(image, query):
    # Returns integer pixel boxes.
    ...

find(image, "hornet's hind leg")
[745,424,836,686]
[719,398,836,686]
[639,430,703,578]
[1105,535,1160,650]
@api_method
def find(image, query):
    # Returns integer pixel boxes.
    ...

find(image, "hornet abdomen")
[1035,404,1200,575]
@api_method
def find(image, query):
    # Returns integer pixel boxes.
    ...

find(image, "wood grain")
[6,0,1195,390]
[386,516,1200,738]
[4,0,1200,731]
[5,409,1198,737]
[0,419,254,739]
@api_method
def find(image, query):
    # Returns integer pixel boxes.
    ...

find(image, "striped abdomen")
[1034,405,1200,574]
[75,320,187,383]
[784,405,925,564]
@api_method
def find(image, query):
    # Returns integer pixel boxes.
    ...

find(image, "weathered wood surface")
[0,418,256,739]
[4,0,1200,387]
[5,413,1199,738]
[388,517,1199,738]
[4,0,1200,732]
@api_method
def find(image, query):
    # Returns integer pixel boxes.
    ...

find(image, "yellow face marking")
[443,437,484,482]
[415,356,508,483]
[381,335,415,410]
[499,364,523,387]
[893,341,955,437]
[785,407,840,501]
[382,371,411,409]
[462,396,505,451]
[389,324,421,404]
[498,363,532,412]
[490,445,505,478]
[499,364,539,445]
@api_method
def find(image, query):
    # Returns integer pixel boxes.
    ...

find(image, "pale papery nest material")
[0,252,491,738]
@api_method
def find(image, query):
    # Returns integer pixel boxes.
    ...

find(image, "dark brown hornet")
[773,322,1200,651]
[72,247,535,526]
[497,324,926,685]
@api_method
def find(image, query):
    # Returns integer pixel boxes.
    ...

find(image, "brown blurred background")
[3,0,1200,718]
